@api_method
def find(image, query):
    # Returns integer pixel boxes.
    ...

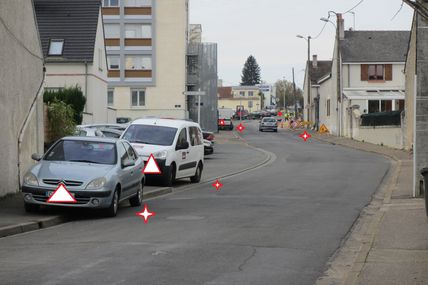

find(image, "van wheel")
[105,188,119,217]
[190,162,203,183]
[24,203,39,213]
[129,181,143,207]
[164,164,176,187]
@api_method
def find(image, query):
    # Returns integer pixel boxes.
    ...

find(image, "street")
[0,121,390,285]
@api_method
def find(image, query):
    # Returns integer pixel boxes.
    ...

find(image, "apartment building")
[102,0,189,121]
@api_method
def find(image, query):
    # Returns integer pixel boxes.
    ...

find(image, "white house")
[35,0,112,124]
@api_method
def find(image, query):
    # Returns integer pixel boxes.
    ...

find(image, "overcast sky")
[189,0,414,87]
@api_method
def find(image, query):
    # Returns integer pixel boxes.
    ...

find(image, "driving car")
[204,139,214,155]
[121,118,204,186]
[21,137,145,217]
[259,117,278,132]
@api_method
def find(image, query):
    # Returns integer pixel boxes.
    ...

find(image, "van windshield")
[122,125,178,146]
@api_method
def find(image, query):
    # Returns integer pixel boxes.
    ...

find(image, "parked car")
[21,137,145,217]
[99,128,123,138]
[204,139,214,155]
[259,117,278,132]
[248,111,262,120]
[218,118,234,130]
[77,124,129,132]
[203,131,215,143]
[121,118,204,186]
[75,127,104,137]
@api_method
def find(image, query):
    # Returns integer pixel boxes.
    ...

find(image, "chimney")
[312,55,318,68]
[337,13,345,40]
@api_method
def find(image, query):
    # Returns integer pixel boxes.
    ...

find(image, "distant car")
[21,137,145,217]
[121,118,204,186]
[204,139,214,155]
[202,131,215,144]
[249,112,262,120]
[259,117,278,132]
[77,124,129,132]
[75,127,104,137]
[218,118,234,130]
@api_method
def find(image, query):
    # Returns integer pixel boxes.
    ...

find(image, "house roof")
[34,0,101,63]
[218,87,233,99]
[341,30,410,63]
[309,61,332,84]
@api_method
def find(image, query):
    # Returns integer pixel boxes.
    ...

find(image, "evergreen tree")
[241,55,261,86]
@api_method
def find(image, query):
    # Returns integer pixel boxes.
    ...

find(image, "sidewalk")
[307,131,428,284]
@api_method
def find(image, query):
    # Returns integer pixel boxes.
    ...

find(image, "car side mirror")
[122,158,135,168]
[31,153,42,161]
[176,141,189,150]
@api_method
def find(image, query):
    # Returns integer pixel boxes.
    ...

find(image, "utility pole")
[337,14,342,137]
[292,68,297,119]
[307,36,311,122]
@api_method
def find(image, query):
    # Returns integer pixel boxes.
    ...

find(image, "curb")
[0,215,70,239]
[143,187,172,200]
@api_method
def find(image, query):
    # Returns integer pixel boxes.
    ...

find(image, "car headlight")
[86,177,107,190]
[23,173,38,186]
[153,150,168,159]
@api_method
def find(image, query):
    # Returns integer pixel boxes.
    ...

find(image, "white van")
[121,118,204,186]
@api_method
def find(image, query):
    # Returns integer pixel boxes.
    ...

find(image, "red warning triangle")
[47,183,77,203]
[143,154,162,174]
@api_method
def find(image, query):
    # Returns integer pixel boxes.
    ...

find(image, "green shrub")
[44,86,86,124]
[47,99,76,142]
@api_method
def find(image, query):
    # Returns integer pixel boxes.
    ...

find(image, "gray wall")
[187,43,218,132]
[0,0,44,197]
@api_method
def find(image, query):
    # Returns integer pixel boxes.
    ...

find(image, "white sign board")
[183,91,206,96]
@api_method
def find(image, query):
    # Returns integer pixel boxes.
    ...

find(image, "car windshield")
[264,118,276,122]
[122,125,178,146]
[44,140,117,165]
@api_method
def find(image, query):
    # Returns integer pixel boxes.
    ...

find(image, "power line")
[0,15,44,61]
[391,1,404,21]
[343,0,365,14]
[312,20,329,40]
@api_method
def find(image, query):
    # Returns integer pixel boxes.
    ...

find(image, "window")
[189,127,202,146]
[187,55,198,75]
[368,100,380,113]
[124,0,152,7]
[122,125,178,146]
[48,39,64,56]
[240,91,245,97]
[107,56,120,70]
[103,0,119,7]
[368,64,384,80]
[125,24,152,38]
[117,142,128,165]
[381,100,393,112]
[327,99,331,116]
[125,56,152,70]
[248,91,254,97]
[177,128,188,146]
[131,90,145,107]
[122,142,137,161]
[107,89,114,106]
[104,24,120,38]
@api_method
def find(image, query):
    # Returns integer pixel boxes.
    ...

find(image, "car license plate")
[47,191,75,198]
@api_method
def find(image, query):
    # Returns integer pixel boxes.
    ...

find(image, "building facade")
[35,0,110,124]
[103,0,189,121]
[218,86,262,113]
[257,84,276,109]
[0,0,44,196]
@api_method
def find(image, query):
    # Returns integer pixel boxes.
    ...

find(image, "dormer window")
[48,39,64,56]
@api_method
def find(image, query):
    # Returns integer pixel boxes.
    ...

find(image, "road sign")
[47,183,77,203]
[143,154,162,174]
[183,91,206,96]
[319,124,329,134]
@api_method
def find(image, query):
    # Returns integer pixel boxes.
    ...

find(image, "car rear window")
[44,140,117,165]
[122,124,178,146]
[264,118,276,122]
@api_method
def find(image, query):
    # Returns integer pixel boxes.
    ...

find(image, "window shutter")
[385,64,393,81]
[361,64,369,81]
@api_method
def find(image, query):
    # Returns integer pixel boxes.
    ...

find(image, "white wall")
[354,126,403,149]
[343,63,405,89]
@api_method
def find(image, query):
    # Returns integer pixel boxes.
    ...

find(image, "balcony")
[108,70,120,78]
[105,39,120,46]
[125,38,152,47]
[125,70,152,78]
[124,7,151,15]
[102,7,120,15]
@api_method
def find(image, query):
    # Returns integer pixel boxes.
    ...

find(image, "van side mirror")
[31,153,42,161]
[176,141,189,150]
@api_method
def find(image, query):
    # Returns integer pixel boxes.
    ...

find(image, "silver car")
[22,137,145,217]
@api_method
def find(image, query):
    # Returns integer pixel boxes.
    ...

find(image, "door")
[175,128,191,178]
[186,126,203,176]
[117,142,134,197]
[122,141,141,195]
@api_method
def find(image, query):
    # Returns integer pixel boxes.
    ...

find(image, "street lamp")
[296,34,311,122]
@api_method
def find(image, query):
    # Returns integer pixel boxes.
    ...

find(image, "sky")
[189,0,414,88]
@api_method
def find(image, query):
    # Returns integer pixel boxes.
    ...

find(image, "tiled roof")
[341,30,410,63]
[34,0,101,63]
[309,61,332,84]
[218,87,233,99]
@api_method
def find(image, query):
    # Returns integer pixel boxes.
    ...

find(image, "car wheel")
[24,203,39,213]
[164,164,176,187]
[105,188,119,217]
[129,180,144,207]
[190,162,203,183]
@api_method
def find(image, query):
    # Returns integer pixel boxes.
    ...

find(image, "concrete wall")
[0,0,44,197]
[354,126,403,149]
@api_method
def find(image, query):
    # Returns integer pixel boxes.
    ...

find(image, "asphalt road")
[0,121,390,285]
